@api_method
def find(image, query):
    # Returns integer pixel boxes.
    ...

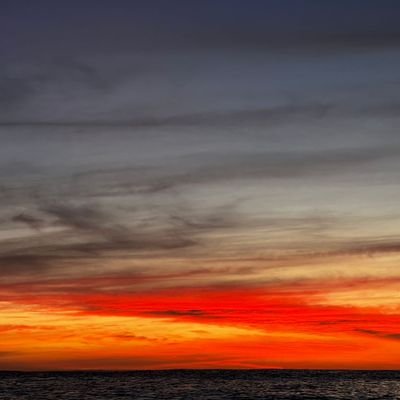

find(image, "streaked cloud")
[2,0,400,370]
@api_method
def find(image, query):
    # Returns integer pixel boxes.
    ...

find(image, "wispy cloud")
[355,329,400,341]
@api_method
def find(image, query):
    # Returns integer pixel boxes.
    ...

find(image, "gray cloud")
[0,103,331,127]
[0,59,110,118]
[0,255,55,277]
[2,139,400,280]
[0,200,241,279]
[1,7,400,300]
[11,213,43,230]
[42,203,128,241]
[3,145,396,205]
[2,100,400,128]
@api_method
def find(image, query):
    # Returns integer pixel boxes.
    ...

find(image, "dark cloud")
[333,240,400,257]
[0,255,54,276]
[3,185,400,281]
[39,201,237,250]
[145,310,209,318]
[0,201,241,278]
[0,231,195,275]
[355,329,400,341]
[11,213,43,230]
[42,203,128,240]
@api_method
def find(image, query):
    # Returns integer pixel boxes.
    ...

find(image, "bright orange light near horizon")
[2,253,400,371]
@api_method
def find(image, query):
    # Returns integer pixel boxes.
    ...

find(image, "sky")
[1,0,400,370]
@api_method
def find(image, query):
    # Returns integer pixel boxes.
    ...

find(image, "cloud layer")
[2,0,400,370]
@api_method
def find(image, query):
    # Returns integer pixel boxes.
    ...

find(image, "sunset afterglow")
[2,0,400,371]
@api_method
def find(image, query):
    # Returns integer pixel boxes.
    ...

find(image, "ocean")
[1,370,399,399]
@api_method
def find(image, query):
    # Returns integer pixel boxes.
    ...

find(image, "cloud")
[338,241,400,257]
[355,329,400,341]
[0,58,111,120]
[0,200,242,279]
[11,213,43,230]
[0,103,332,127]
[173,146,400,184]
[144,309,210,318]
[110,333,158,342]
[2,100,400,128]
[0,255,55,277]
[42,203,128,240]
[18,145,398,201]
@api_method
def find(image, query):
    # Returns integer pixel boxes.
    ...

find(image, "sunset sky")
[2,0,400,370]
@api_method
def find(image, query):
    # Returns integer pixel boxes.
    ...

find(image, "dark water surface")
[1,370,400,399]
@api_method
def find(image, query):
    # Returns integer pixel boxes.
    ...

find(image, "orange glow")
[2,256,400,370]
